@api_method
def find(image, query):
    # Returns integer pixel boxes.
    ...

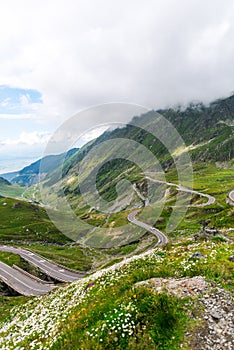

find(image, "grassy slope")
[0,238,155,326]
[0,236,233,350]
[0,183,25,198]
[0,164,232,349]
[37,161,234,248]
[21,96,234,248]
[35,96,233,248]
[0,95,234,349]
[156,163,234,236]
[0,197,70,244]
[54,239,233,350]
[26,244,97,272]
[0,251,21,266]
[0,162,232,267]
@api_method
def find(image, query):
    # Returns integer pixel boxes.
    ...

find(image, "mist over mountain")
[61,93,234,180]
[2,93,234,190]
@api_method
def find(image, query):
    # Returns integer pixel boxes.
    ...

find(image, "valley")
[0,96,233,349]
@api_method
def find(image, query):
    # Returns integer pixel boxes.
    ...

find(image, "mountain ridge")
[0,176,11,186]
[0,148,78,187]
[2,93,234,188]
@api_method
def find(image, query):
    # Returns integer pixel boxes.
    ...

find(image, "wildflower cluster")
[0,282,88,350]
[0,238,232,349]
[0,247,160,349]
[86,302,137,344]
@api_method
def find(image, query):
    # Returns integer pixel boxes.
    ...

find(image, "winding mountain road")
[145,176,216,207]
[128,176,216,246]
[0,261,54,296]
[0,245,85,283]
[0,177,220,295]
[128,210,168,246]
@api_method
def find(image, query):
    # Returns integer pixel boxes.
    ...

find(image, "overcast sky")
[1,0,234,171]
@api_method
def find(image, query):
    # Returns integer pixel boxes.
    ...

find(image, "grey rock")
[191,251,206,259]
[210,310,222,320]
[185,286,234,349]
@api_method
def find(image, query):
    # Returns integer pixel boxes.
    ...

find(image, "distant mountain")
[39,94,234,198]
[158,94,234,162]
[38,94,234,248]
[4,94,234,190]
[0,177,11,186]
[60,94,234,181]
[1,171,18,182]
[1,148,78,187]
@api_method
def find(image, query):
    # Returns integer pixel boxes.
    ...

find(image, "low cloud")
[0,0,234,172]
[2,131,51,147]
[0,0,234,129]
[0,131,52,170]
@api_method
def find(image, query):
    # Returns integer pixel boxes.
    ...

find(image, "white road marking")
[0,263,52,294]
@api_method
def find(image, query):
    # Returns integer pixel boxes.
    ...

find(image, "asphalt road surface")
[145,176,215,207]
[128,176,217,245]
[128,210,168,246]
[0,245,85,282]
[0,261,54,296]
[0,178,219,295]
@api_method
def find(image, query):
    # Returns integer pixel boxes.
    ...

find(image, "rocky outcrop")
[135,276,234,349]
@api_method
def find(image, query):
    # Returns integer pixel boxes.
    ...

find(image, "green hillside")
[159,96,234,162]
[0,197,70,244]
[36,95,234,248]
[0,95,233,350]
[0,179,25,198]
[7,94,234,192]
[0,236,233,350]
[61,95,234,180]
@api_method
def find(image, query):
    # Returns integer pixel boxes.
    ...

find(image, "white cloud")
[0,1,234,171]
[0,98,10,107]
[0,131,52,169]
[19,94,30,107]
[0,0,234,128]
[78,125,110,145]
[2,131,51,147]
[0,113,35,119]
